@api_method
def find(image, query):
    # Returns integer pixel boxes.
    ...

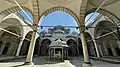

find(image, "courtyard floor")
[0,56,120,67]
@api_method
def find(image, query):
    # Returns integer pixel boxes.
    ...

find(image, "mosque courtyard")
[0,56,119,67]
[1,0,120,67]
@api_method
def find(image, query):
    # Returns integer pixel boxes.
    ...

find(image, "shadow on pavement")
[11,64,25,67]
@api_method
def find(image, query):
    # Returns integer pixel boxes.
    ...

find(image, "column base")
[82,62,92,67]
[23,62,34,67]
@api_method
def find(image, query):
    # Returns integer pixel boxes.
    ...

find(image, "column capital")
[19,37,25,41]
[93,39,100,57]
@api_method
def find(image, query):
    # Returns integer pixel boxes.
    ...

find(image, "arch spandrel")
[38,0,82,18]
[86,8,120,27]
[0,0,89,29]
[88,0,120,20]
[0,18,23,37]
[1,0,120,26]
[39,6,80,25]
[0,13,33,37]
[38,0,89,30]
[85,1,120,25]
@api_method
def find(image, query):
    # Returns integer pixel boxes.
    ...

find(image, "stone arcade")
[0,0,120,67]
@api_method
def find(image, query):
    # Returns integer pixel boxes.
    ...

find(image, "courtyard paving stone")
[0,56,119,67]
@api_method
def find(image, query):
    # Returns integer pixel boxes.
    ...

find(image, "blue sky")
[19,11,33,24]
[85,12,100,26]
[39,11,79,33]
[41,11,77,26]
[19,11,100,33]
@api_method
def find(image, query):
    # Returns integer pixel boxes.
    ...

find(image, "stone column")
[49,48,50,60]
[98,45,103,57]
[7,42,13,55]
[13,42,19,55]
[77,39,80,55]
[67,48,68,59]
[24,0,39,65]
[64,48,66,59]
[24,29,37,65]
[109,42,117,56]
[117,41,120,49]
[81,32,91,65]
[0,41,6,55]
[103,41,109,56]
[38,40,41,55]
[51,48,53,60]
[16,37,25,56]
[54,48,55,60]
[93,40,100,57]
[62,48,63,60]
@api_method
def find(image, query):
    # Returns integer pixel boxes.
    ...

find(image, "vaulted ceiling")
[0,0,120,23]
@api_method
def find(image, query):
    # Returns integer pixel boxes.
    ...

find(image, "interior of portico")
[20,31,32,56]
[40,39,51,56]
[0,29,20,56]
[34,37,41,55]
[94,20,120,57]
[0,0,120,66]
[85,32,96,57]
[77,38,83,56]
[0,18,22,56]
[67,39,78,56]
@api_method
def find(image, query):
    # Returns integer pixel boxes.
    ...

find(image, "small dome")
[53,25,65,30]
[54,29,64,33]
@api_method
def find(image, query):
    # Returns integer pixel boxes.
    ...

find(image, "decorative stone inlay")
[47,0,74,5]
[6,0,28,4]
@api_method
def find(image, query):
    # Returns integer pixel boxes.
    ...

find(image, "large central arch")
[38,6,81,56]
[39,6,80,27]
[24,0,90,64]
